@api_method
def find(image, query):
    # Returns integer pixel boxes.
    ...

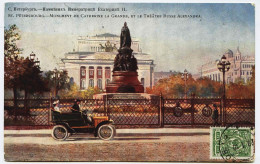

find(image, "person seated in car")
[53,100,61,113]
[71,99,81,113]
[71,99,93,125]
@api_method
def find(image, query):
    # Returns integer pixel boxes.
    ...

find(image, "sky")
[4,3,255,74]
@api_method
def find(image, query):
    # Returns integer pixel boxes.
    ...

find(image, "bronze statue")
[106,22,144,93]
[113,22,138,72]
[120,22,131,49]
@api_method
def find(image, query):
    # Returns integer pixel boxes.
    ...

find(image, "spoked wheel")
[51,125,68,141]
[97,124,116,140]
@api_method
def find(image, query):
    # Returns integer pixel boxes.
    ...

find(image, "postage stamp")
[3,1,256,162]
[210,126,254,161]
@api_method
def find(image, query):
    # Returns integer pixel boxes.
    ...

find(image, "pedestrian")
[71,99,81,113]
[212,104,219,126]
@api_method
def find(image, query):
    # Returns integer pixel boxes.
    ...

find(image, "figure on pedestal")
[113,22,138,72]
[120,22,131,49]
[107,22,144,93]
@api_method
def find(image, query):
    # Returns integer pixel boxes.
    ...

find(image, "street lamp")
[52,68,61,98]
[35,58,40,67]
[181,69,188,99]
[217,55,231,125]
[30,51,36,61]
[217,55,231,99]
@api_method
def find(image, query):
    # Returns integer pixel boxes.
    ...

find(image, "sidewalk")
[4,128,210,145]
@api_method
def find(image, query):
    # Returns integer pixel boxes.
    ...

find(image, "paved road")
[4,128,219,162]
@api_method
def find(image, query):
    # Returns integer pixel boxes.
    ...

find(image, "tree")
[19,58,49,99]
[44,70,70,97]
[4,24,23,107]
[5,24,48,115]
[4,24,22,58]
[147,74,222,98]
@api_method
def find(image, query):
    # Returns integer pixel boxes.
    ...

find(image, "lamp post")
[181,69,188,99]
[217,55,231,125]
[29,52,40,68]
[217,55,231,99]
[35,58,40,67]
[51,68,61,97]
[29,51,36,61]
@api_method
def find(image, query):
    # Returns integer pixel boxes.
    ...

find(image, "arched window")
[97,79,102,89]
[80,66,86,77]
[70,77,74,84]
[141,78,145,86]
[89,66,94,78]
[89,79,94,87]
[81,79,86,89]
[105,67,111,79]
[80,66,86,89]
[97,66,102,79]
[106,79,110,85]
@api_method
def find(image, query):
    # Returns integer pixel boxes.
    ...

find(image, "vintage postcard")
[3,1,256,162]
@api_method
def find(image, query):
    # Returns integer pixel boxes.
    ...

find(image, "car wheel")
[51,125,68,141]
[97,124,116,140]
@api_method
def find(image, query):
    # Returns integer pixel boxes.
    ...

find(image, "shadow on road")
[5,132,209,138]
[114,137,160,140]
[117,132,209,137]
[65,137,160,141]
[5,134,50,137]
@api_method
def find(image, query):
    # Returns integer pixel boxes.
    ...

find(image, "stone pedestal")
[93,93,159,100]
[106,71,144,93]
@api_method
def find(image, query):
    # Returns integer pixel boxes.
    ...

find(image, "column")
[86,66,89,89]
[94,66,97,87]
[102,66,106,89]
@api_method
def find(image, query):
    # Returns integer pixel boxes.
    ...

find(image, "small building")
[154,71,178,84]
[59,33,155,90]
[199,47,255,83]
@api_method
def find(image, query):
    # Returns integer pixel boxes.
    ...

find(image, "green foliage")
[19,58,49,97]
[80,87,103,99]
[59,84,103,99]
[44,70,70,97]
[4,24,48,99]
[4,24,22,58]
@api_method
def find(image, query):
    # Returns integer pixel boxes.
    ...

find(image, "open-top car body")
[51,110,116,141]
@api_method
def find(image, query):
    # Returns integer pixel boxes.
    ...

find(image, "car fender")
[55,122,74,133]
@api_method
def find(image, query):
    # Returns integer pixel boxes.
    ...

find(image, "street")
[4,128,219,162]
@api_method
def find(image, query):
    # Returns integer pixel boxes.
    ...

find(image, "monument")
[94,22,157,99]
[106,22,144,93]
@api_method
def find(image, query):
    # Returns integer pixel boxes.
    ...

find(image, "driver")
[71,99,81,113]
[71,99,93,125]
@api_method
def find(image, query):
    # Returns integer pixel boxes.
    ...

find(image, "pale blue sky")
[4,3,255,73]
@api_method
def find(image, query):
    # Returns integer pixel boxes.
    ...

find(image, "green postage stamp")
[210,126,254,161]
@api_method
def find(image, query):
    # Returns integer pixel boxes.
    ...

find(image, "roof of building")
[94,33,119,37]
[154,71,178,78]
[65,51,153,60]
[225,49,233,56]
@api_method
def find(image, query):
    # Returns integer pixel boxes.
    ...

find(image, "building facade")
[199,47,255,83]
[59,33,155,90]
[154,71,178,84]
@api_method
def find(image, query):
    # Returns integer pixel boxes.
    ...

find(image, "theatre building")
[59,33,155,91]
[199,47,255,84]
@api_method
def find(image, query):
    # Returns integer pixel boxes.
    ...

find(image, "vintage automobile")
[51,110,116,141]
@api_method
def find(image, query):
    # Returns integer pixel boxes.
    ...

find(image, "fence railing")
[4,97,255,127]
